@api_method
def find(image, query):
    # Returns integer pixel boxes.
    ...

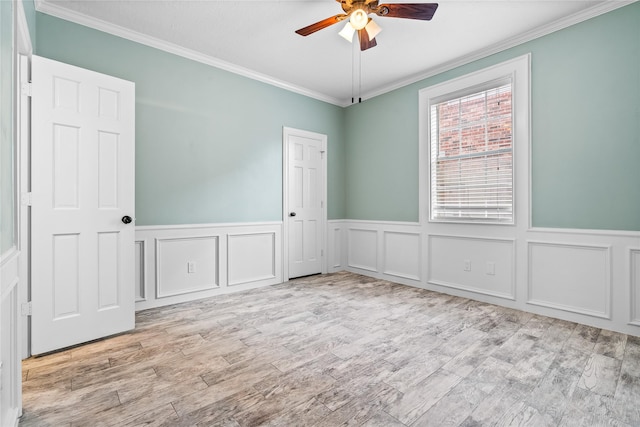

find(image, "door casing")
[282,127,328,281]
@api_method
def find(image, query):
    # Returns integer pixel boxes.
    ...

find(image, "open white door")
[283,127,327,280]
[31,55,135,355]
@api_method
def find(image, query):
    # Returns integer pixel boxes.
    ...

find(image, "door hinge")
[320,201,324,208]
[321,249,324,257]
[21,302,32,316]
[21,192,32,206]
[21,82,32,97]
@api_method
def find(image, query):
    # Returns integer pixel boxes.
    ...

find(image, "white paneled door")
[283,128,327,279]
[31,56,135,355]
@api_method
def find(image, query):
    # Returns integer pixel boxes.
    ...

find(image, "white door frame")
[282,127,328,281]
[16,0,32,361]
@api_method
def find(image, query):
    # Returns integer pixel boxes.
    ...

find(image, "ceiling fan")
[295,0,438,51]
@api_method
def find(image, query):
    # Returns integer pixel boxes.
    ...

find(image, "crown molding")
[35,0,345,106]
[36,0,635,108]
[360,0,636,102]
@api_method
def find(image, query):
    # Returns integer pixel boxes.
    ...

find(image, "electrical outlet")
[486,262,496,275]
[187,261,196,274]
[463,259,471,271]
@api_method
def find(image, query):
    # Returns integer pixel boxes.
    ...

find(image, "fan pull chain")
[359,47,362,103]
[351,39,355,104]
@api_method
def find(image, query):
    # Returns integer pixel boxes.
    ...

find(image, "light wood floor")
[20,272,640,426]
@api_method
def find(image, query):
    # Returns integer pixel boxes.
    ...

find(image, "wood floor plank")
[464,355,514,394]
[460,379,532,426]
[411,378,486,426]
[19,272,640,427]
[119,403,180,427]
[612,373,640,424]
[619,338,640,378]
[577,353,622,397]
[594,329,628,360]
[383,369,462,425]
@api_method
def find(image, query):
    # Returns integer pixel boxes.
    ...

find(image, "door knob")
[289,212,296,217]
[121,215,133,224]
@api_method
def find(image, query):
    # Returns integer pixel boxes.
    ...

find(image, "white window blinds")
[430,82,513,223]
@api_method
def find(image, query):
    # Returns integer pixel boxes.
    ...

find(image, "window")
[430,81,513,222]
[419,55,529,225]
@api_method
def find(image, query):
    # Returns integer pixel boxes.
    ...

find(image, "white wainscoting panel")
[428,235,515,299]
[528,242,611,319]
[383,231,421,281]
[327,221,343,272]
[0,248,22,427]
[228,232,276,286]
[338,220,640,336]
[348,228,378,272]
[156,236,219,298]
[630,249,640,325]
[134,240,146,302]
[135,222,282,310]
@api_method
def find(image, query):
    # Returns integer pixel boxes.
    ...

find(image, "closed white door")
[31,55,135,355]
[284,127,326,279]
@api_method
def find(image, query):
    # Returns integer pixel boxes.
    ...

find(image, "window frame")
[419,55,530,227]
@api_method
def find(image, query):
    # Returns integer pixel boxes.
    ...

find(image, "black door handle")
[289,212,296,217]
[122,215,133,224]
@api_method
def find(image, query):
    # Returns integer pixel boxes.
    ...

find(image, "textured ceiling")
[36,0,630,106]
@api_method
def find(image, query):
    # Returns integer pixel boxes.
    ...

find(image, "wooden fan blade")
[295,14,348,36]
[358,29,377,51]
[376,3,438,20]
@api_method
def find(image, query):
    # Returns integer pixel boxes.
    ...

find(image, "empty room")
[1,0,639,425]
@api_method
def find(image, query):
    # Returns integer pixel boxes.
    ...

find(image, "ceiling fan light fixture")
[339,22,356,42]
[350,8,368,30]
[364,18,382,40]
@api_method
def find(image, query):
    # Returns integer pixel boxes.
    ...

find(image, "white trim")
[340,219,421,227]
[527,241,612,320]
[227,231,277,286]
[2,408,19,427]
[0,246,19,266]
[17,51,31,361]
[347,228,379,272]
[427,234,516,244]
[630,248,640,326]
[34,0,343,106]
[340,218,640,335]
[35,0,632,107]
[382,230,422,282]
[529,227,640,238]
[426,234,517,300]
[419,54,530,227]
[14,8,33,426]
[135,222,282,310]
[135,240,147,302]
[155,235,220,298]
[136,221,283,232]
[360,1,634,102]
[15,1,32,55]
[427,279,516,301]
[282,127,328,281]
[0,248,20,300]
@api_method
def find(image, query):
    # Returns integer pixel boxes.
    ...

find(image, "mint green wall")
[0,0,14,253]
[345,3,640,231]
[36,13,346,225]
[345,88,421,222]
[35,3,639,231]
